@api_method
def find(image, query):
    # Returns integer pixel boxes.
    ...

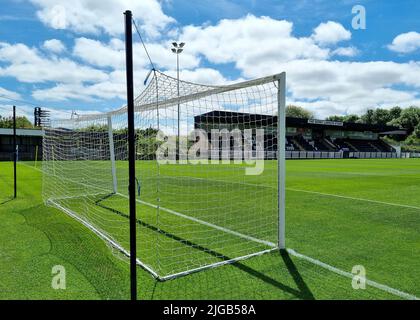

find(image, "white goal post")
[43,70,286,281]
[278,73,286,250]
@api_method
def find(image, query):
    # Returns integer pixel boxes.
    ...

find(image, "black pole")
[176,52,180,161]
[124,10,137,301]
[13,105,17,198]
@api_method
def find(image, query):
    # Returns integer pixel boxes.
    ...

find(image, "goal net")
[42,70,286,281]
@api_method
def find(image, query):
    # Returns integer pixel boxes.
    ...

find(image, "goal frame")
[45,71,287,282]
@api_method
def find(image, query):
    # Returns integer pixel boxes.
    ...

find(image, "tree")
[286,105,314,119]
[326,114,360,123]
[326,115,345,122]
[0,115,33,129]
[83,124,108,132]
[344,114,360,123]
[414,123,420,139]
[360,109,375,124]
[371,108,392,126]
[391,106,420,134]
[388,106,402,122]
[356,107,403,126]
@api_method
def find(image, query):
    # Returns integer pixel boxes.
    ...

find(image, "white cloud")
[332,46,359,57]
[30,0,175,37]
[32,83,98,102]
[32,69,150,102]
[0,87,22,101]
[312,21,351,45]
[31,66,229,103]
[73,37,200,71]
[272,60,420,118]
[388,31,420,54]
[293,97,420,120]
[73,37,125,69]
[0,42,108,84]
[43,39,66,53]
[166,68,228,85]
[1,7,419,121]
[174,15,420,119]
[180,14,329,71]
[143,42,200,70]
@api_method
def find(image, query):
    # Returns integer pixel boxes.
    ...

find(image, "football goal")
[42,70,286,281]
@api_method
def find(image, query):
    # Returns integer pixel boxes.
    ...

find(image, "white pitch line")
[287,188,420,211]
[115,192,276,248]
[287,248,419,300]
[167,174,420,211]
[163,174,275,189]
[24,162,420,211]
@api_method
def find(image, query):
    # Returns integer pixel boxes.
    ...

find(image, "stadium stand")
[0,128,43,161]
[334,138,395,152]
[194,111,405,158]
[0,110,414,162]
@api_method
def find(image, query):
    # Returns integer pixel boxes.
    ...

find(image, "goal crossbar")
[71,72,285,122]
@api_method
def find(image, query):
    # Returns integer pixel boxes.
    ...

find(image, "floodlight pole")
[277,73,286,250]
[13,105,17,198]
[177,52,180,161]
[171,42,184,161]
[124,10,137,301]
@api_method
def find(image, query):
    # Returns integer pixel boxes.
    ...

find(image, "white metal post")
[278,72,286,249]
[107,115,118,193]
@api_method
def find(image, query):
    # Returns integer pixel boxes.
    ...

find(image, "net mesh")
[42,71,283,280]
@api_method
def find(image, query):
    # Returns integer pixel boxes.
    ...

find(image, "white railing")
[282,151,419,159]
[286,151,343,159]
[349,152,398,159]
[401,152,420,158]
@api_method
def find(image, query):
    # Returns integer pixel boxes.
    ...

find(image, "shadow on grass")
[97,194,314,300]
[1,197,14,205]
[220,250,315,300]
[281,249,315,299]
[19,204,130,299]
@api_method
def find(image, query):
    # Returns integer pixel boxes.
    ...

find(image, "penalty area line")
[165,175,420,211]
[287,188,420,211]
[287,248,419,300]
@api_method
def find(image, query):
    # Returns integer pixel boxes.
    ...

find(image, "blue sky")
[0,0,419,119]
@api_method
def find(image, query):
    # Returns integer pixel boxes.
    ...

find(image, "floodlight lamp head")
[171,48,177,53]
[179,42,185,48]
[177,49,183,54]
[172,42,178,48]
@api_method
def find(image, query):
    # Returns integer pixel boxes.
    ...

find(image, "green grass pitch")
[0,159,419,300]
